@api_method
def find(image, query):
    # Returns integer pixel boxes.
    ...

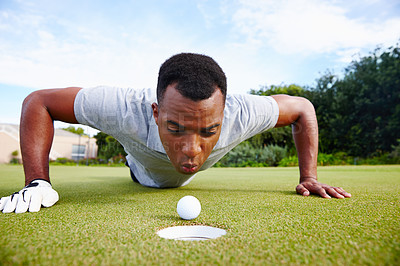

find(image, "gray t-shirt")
[74,86,279,188]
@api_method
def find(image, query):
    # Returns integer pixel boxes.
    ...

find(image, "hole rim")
[157,225,227,241]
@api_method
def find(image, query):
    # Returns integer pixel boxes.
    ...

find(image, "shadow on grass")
[153,214,182,222]
[57,180,159,200]
[55,177,300,207]
[177,186,298,196]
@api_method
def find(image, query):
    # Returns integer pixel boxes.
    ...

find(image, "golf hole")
[157,226,226,241]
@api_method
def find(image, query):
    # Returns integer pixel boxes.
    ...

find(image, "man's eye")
[168,128,183,133]
[201,130,216,136]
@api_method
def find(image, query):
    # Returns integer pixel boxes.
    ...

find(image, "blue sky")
[1,0,399,133]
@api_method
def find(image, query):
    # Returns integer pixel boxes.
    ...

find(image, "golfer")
[0,53,351,213]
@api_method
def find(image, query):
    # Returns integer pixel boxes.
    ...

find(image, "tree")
[62,126,86,136]
[93,132,127,161]
[310,44,400,156]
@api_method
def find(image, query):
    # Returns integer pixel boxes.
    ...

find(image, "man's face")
[152,84,225,175]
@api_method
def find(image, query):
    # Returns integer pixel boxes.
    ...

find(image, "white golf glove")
[0,179,59,213]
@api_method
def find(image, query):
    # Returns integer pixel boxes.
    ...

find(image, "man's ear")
[152,103,159,125]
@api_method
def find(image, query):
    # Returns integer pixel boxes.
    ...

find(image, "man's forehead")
[164,109,222,125]
[161,97,223,110]
[163,105,219,116]
[160,84,225,107]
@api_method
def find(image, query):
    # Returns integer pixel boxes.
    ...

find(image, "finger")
[316,187,331,198]
[0,196,10,211]
[15,190,31,213]
[28,192,43,212]
[0,196,11,211]
[296,184,310,196]
[334,187,352,198]
[326,187,344,199]
[41,189,59,207]
[3,193,19,213]
[343,192,352,198]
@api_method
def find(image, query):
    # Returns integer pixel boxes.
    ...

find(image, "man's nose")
[181,135,202,158]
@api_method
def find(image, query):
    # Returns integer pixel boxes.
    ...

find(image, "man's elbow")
[272,95,316,127]
[22,90,46,112]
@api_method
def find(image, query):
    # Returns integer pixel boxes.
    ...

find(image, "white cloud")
[230,0,400,60]
[0,9,190,90]
[335,48,362,63]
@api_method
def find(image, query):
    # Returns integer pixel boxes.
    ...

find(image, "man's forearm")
[20,91,55,186]
[292,100,318,182]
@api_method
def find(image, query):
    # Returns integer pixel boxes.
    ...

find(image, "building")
[0,123,98,164]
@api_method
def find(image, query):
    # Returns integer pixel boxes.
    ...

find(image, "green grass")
[1,165,399,265]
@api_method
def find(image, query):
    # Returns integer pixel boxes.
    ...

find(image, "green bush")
[215,142,287,167]
[278,149,400,167]
[278,153,350,167]
[9,158,20,165]
[107,154,126,165]
[317,153,346,166]
[389,139,400,162]
[78,157,108,165]
[277,156,298,167]
[51,157,76,166]
[49,156,126,166]
[356,153,400,165]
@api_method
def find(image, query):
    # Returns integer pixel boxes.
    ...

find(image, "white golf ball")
[177,196,201,220]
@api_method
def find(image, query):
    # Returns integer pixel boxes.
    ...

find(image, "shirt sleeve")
[73,86,154,141]
[221,94,280,143]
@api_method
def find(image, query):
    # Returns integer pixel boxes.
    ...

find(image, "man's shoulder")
[219,93,279,141]
[225,93,276,111]
[128,87,157,103]
[81,86,156,101]
[74,86,156,132]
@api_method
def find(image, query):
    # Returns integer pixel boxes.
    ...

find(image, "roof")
[0,123,85,138]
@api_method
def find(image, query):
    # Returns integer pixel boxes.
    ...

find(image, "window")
[72,145,86,161]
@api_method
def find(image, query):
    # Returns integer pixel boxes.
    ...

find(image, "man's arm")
[20,87,82,185]
[271,95,351,199]
[0,87,82,213]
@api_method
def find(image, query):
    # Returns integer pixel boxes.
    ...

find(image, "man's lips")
[181,163,198,174]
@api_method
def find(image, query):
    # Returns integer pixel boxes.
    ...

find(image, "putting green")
[1,165,399,265]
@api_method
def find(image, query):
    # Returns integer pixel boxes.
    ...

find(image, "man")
[0,53,351,213]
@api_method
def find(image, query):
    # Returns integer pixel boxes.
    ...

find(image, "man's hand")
[296,179,351,199]
[271,95,351,199]
[0,179,59,213]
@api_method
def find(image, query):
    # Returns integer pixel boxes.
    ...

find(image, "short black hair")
[156,53,227,105]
